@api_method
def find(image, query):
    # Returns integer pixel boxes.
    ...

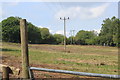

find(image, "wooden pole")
[64,17,66,51]
[2,66,9,80]
[60,17,69,51]
[20,19,30,79]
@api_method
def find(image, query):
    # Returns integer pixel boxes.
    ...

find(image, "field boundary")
[30,67,120,79]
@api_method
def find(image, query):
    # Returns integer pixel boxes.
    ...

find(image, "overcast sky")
[0,1,118,37]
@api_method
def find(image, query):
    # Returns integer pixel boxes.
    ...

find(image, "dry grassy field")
[1,42,119,79]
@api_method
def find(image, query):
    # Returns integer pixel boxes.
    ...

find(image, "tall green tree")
[40,28,55,44]
[75,30,97,45]
[27,23,41,44]
[53,34,64,44]
[99,16,119,46]
[1,17,20,43]
[1,16,42,44]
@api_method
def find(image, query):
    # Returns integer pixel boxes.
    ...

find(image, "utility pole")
[60,17,69,51]
[70,30,72,45]
[70,30,75,45]
[72,30,75,45]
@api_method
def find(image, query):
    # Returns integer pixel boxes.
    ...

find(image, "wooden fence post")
[20,19,30,79]
[2,66,9,80]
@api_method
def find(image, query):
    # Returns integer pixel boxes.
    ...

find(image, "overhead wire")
[40,0,58,14]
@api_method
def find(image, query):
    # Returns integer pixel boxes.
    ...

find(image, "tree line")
[1,16,120,46]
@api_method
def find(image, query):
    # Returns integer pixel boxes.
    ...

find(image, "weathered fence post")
[2,66,9,80]
[20,19,30,79]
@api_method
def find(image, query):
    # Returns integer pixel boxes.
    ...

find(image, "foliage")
[1,16,120,46]
[1,17,20,43]
[53,34,64,44]
[1,17,42,44]
[27,23,41,44]
[40,28,55,44]
[99,16,119,46]
[75,30,97,45]
[67,36,75,44]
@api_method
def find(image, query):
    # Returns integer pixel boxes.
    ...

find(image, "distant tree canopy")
[1,16,120,46]
[1,17,20,43]
[27,23,41,44]
[53,34,64,44]
[1,17,42,44]
[73,16,120,46]
[99,16,120,46]
[75,30,97,45]
[1,17,60,44]
[40,28,55,44]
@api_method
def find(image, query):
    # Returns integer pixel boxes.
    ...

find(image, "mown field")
[1,42,119,79]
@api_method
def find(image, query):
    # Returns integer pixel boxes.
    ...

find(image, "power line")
[60,17,69,51]
[42,1,59,14]
[57,0,64,10]
[58,0,64,10]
